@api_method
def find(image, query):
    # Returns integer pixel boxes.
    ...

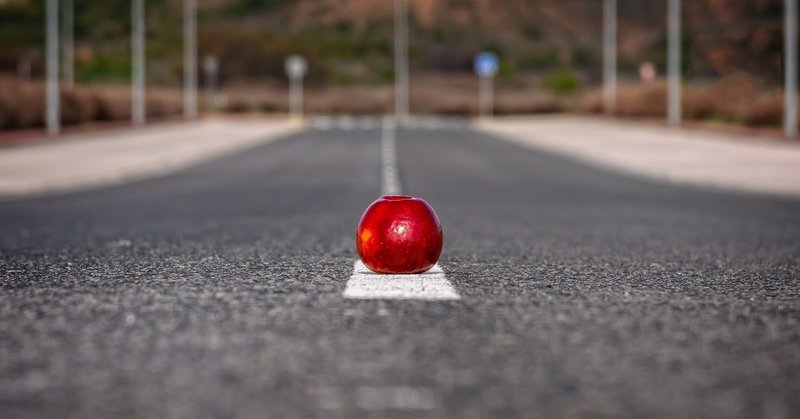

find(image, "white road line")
[344,260,459,300]
[343,117,461,300]
[381,118,402,195]
[354,386,437,410]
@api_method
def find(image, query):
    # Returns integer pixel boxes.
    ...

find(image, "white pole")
[667,0,682,127]
[298,77,303,118]
[132,0,146,126]
[785,0,797,138]
[292,78,298,117]
[184,0,197,119]
[62,0,74,88]
[479,76,493,118]
[204,56,218,111]
[289,76,303,118]
[289,78,295,116]
[602,0,617,114]
[46,0,59,135]
[394,0,409,121]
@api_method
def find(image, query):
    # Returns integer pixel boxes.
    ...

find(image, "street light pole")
[204,56,218,112]
[394,0,409,121]
[602,0,617,114]
[46,0,59,135]
[285,55,307,119]
[474,52,498,118]
[479,76,493,118]
[62,0,74,88]
[132,0,146,126]
[667,0,682,127]
[184,0,197,120]
[785,0,797,138]
[290,76,303,117]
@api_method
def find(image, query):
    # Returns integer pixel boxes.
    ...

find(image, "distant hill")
[0,0,786,87]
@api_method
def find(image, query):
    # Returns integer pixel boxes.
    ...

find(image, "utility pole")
[474,52,499,118]
[184,0,197,120]
[667,0,682,127]
[289,73,302,117]
[204,56,219,112]
[46,0,59,135]
[785,0,797,138]
[394,0,409,121]
[285,55,307,118]
[62,0,74,88]
[479,76,492,118]
[603,0,617,114]
[132,0,146,126]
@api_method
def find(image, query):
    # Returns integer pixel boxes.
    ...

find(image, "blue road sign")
[474,52,499,78]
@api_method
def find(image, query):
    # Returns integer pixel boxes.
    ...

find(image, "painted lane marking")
[381,118,402,195]
[355,386,437,410]
[310,385,437,411]
[343,117,461,300]
[343,260,459,300]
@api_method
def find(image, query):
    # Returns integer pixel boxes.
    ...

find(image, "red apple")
[356,195,443,274]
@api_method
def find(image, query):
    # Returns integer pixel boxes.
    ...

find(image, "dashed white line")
[343,116,461,301]
[381,118,402,195]
[310,385,438,411]
[355,386,437,410]
[343,260,459,300]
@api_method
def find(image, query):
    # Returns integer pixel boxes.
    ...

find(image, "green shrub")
[571,46,594,68]
[497,61,517,80]
[517,49,558,71]
[221,0,291,16]
[78,53,131,83]
[541,69,581,95]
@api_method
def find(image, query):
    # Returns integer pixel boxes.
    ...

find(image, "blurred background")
[0,0,792,130]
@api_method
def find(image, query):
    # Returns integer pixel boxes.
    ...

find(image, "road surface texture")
[1,122,799,418]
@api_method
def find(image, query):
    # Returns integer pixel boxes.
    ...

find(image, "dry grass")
[740,94,783,126]
[220,74,564,116]
[577,74,794,128]
[220,74,791,127]
[2,73,793,131]
[0,76,182,130]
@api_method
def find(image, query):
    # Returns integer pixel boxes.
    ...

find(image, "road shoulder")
[476,115,800,198]
[0,118,303,200]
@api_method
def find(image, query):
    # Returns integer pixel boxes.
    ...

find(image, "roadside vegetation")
[0,76,181,129]
[0,0,790,131]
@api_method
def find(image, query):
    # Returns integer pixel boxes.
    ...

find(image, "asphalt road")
[1,123,799,418]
